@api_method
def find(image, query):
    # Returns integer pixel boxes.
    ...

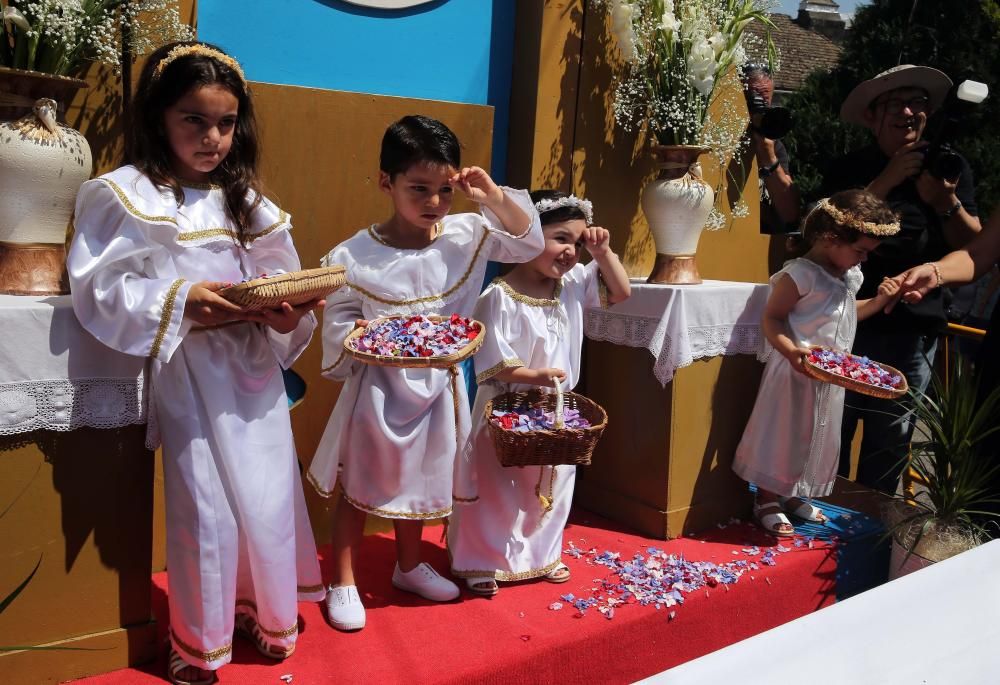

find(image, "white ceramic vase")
[0,67,91,295]
[640,145,714,284]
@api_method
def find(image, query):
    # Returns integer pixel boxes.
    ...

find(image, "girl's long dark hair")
[126,41,261,244]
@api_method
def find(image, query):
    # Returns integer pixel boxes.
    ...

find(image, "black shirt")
[760,140,793,235]
[820,143,979,334]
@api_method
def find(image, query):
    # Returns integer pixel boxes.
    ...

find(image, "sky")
[773,0,869,18]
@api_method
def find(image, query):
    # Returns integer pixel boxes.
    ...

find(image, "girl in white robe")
[308,115,544,630]
[67,42,324,685]
[733,190,901,538]
[448,190,631,596]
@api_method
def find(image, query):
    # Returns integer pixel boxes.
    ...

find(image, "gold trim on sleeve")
[476,358,524,384]
[321,349,348,374]
[346,229,489,306]
[306,469,337,498]
[493,278,563,307]
[170,628,232,663]
[150,278,186,359]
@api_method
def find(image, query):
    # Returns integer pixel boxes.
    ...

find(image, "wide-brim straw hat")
[840,64,952,126]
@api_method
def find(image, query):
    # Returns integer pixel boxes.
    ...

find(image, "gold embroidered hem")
[235,599,298,639]
[476,357,525,384]
[451,557,563,582]
[452,494,479,503]
[321,348,348,374]
[150,278,185,359]
[306,469,337,498]
[492,277,563,307]
[345,229,489,306]
[297,583,325,595]
[341,488,452,520]
[170,628,232,663]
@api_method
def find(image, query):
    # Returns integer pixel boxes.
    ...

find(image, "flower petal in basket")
[801,346,908,400]
[218,265,346,311]
[343,315,485,369]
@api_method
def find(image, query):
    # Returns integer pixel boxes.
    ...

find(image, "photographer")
[742,64,800,236]
[822,65,982,494]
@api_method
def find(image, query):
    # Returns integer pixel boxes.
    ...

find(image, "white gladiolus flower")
[2,7,32,32]
[610,0,637,61]
[658,11,680,38]
[687,36,717,80]
[708,31,726,58]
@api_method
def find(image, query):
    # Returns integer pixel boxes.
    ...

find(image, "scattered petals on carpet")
[552,524,830,620]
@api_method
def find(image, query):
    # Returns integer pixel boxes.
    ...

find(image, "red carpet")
[70,510,836,684]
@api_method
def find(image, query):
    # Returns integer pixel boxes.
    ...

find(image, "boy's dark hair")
[127,41,261,245]
[529,189,590,226]
[802,188,898,246]
[380,115,461,178]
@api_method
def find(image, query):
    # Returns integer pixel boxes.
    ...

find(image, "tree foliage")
[782,0,1000,215]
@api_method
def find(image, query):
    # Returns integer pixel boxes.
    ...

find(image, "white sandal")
[544,563,571,583]
[167,648,215,685]
[753,502,795,537]
[779,496,828,523]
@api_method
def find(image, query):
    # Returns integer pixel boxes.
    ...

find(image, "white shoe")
[325,585,365,631]
[391,562,460,602]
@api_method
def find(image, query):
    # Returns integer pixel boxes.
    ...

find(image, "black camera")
[922,80,988,182]
[747,92,793,140]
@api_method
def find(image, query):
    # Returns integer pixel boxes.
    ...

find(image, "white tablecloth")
[641,539,1000,685]
[0,294,146,435]
[585,279,770,386]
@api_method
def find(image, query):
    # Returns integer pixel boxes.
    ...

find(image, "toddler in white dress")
[448,190,631,595]
[734,189,901,536]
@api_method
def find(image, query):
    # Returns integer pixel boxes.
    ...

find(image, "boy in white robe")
[308,115,543,630]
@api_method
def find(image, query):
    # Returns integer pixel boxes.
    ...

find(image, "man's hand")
[915,171,960,214]
[872,140,927,192]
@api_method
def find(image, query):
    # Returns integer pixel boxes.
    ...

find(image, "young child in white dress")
[448,190,631,595]
[308,115,544,630]
[67,42,325,685]
[733,189,901,537]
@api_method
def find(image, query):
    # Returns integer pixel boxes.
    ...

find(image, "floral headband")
[814,198,900,237]
[534,195,594,226]
[153,44,246,85]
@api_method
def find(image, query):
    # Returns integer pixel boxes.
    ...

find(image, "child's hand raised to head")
[246,298,327,334]
[583,226,612,257]
[451,166,503,207]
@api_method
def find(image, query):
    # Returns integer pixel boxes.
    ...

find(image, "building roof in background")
[749,13,843,92]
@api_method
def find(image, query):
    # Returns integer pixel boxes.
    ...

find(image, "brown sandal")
[465,576,499,597]
[234,613,295,660]
[167,648,215,685]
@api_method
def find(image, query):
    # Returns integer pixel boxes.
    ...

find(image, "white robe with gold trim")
[308,188,543,519]
[448,262,602,581]
[67,165,324,671]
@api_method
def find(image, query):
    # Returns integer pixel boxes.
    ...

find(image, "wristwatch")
[759,160,780,178]
[939,200,962,220]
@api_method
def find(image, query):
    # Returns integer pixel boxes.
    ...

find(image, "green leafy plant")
[0,0,192,76]
[888,354,1000,560]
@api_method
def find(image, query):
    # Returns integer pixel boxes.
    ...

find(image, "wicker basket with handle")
[343,315,485,369]
[486,377,608,467]
[218,265,346,311]
[801,346,908,399]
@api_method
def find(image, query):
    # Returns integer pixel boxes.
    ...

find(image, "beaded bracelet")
[926,261,944,288]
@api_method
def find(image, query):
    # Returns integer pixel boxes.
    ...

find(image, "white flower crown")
[533,195,594,225]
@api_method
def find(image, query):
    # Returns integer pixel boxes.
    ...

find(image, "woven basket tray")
[802,346,909,399]
[218,266,346,311]
[343,315,485,369]
[486,378,608,467]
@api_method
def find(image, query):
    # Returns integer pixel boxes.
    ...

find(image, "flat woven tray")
[218,266,346,311]
[486,378,608,467]
[801,346,908,399]
[343,315,485,368]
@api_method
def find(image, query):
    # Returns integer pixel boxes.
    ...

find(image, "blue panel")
[198,0,495,105]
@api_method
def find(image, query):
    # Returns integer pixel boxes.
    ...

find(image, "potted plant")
[601,0,775,283]
[886,353,1000,578]
[0,1,192,295]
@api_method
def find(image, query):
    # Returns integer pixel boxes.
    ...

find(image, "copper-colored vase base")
[647,254,702,285]
[0,243,69,295]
